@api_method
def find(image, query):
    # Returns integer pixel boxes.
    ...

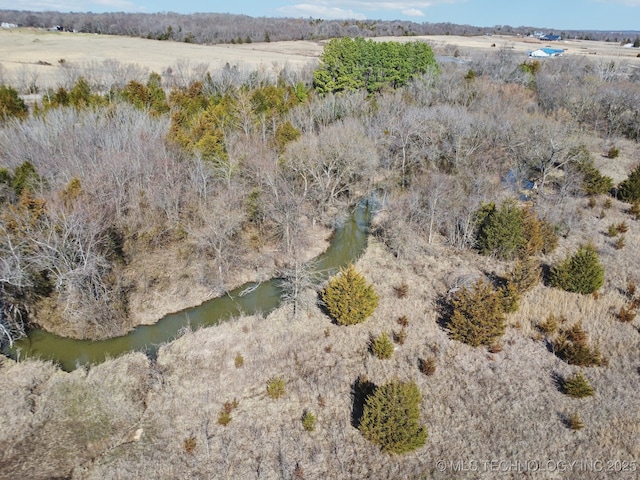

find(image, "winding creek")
[3,202,373,371]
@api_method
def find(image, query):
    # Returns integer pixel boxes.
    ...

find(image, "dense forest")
[1,21,640,479]
[1,9,639,44]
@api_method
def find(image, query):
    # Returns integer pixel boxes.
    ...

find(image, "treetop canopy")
[313,37,439,95]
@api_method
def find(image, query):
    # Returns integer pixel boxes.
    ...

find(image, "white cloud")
[0,0,143,12]
[595,0,640,5]
[92,0,141,10]
[278,4,366,19]
[278,0,462,19]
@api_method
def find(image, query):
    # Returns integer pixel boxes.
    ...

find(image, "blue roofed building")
[529,47,565,57]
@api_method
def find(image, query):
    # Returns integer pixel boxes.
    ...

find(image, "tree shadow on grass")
[351,375,376,429]
[551,371,566,394]
[434,293,453,333]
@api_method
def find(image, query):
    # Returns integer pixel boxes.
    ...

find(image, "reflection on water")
[3,202,373,371]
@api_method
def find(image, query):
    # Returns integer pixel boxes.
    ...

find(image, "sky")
[3,0,640,31]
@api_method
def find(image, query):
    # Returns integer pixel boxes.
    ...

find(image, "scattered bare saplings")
[217,399,239,426]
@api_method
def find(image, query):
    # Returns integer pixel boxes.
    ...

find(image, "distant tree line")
[1,10,636,45]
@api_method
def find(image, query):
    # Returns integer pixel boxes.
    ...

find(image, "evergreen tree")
[0,85,28,122]
[313,37,438,95]
[370,332,394,359]
[507,255,541,293]
[550,244,604,294]
[359,379,427,454]
[475,200,525,260]
[447,279,506,347]
[618,164,640,203]
[322,264,378,326]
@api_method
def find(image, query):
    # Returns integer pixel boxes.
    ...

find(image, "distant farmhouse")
[529,47,565,57]
[529,32,562,41]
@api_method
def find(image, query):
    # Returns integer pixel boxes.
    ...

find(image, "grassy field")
[1,28,639,90]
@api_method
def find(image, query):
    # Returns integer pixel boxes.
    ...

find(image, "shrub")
[630,200,640,219]
[507,256,541,293]
[475,200,524,260]
[606,223,619,237]
[418,356,437,376]
[537,313,563,336]
[322,264,379,326]
[475,201,556,259]
[614,235,626,250]
[234,353,244,368]
[397,315,409,327]
[617,221,629,233]
[582,163,614,195]
[371,332,394,359]
[301,410,316,432]
[618,164,640,203]
[607,146,620,159]
[218,411,232,426]
[393,328,407,345]
[626,279,637,298]
[0,85,28,122]
[563,372,594,398]
[567,412,584,430]
[218,399,239,426]
[498,282,520,313]
[267,376,286,399]
[617,304,636,323]
[183,436,197,454]
[571,147,614,195]
[447,279,506,347]
[359,379,427,454]
[550,244,604,294]
[538,218,559,254]
[394,282,409,298]
[553,323,605,366]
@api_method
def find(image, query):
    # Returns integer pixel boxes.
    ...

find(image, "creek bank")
[3,203,371,371]
[31,219,332,341]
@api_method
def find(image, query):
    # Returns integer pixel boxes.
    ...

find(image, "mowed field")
[1,28,639,89]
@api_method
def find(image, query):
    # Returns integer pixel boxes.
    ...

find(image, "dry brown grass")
[3,220,639,478]
[2,29,639,93]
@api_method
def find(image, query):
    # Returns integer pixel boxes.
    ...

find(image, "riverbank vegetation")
[1,30,640,479]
